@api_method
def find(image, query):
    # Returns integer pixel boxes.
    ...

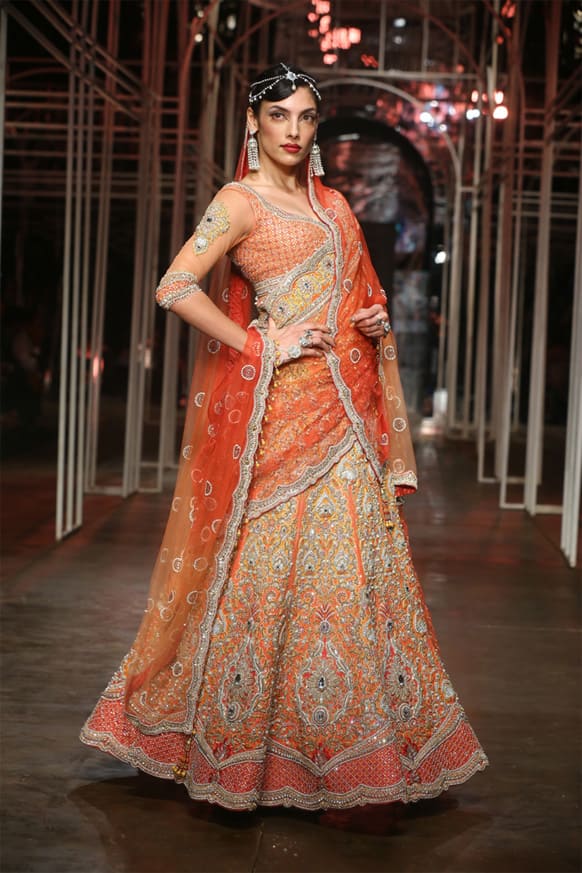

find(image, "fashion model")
[81,62,489,810]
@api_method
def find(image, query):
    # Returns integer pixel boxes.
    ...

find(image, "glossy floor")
[1,437,580,873]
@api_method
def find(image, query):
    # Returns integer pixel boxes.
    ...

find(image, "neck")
[251,155,305,191]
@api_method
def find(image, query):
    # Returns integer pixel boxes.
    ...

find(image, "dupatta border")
[182,329,277,733]
[309,177,384,483]
[124,330,277,736]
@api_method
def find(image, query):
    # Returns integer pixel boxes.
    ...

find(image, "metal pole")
[56,16,77,540]
[523,3,561,514]
[378,0,387,72]
[462,109,484,435]
[560,150,582,567]
[0,8,7,249]
[445,130,464,430]
[499,33,527,507]
[436,194,450,393]
[85,0,118,492]
[476,87,494,482]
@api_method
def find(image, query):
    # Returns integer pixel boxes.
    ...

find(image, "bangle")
[155,271,202,309]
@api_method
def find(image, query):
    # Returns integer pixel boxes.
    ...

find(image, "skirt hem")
[80,722,489,812]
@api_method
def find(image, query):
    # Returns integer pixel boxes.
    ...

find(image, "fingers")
[350,304,385,326]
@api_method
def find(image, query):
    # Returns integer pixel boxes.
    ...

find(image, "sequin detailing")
[192,201,231,255]
[81,178,487,810]
[155,271,202,309]
[80,442,488,809]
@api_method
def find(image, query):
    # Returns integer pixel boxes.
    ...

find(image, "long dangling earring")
[247,129,260,171]
[309,138,325,177]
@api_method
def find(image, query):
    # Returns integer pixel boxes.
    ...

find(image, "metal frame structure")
[2,0,580,565]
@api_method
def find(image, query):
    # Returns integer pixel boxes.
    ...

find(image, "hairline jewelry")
[249,64,322,105]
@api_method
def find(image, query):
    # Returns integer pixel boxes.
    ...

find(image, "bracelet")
[155,271,202,309]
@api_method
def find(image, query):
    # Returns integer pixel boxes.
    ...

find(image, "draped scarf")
[120,142,417,734]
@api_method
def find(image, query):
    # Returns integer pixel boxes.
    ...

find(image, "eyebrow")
[267,105,318,113]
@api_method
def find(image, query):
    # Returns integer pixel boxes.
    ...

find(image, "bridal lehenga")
[81,174,488,810]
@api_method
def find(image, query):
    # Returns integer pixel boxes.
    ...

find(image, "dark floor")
[1,435,581,873]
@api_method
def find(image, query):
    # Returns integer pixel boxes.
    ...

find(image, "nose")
[287,116,300,139]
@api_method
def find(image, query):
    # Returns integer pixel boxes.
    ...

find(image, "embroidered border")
[245,429,356,520]
[80,702,488,811]
[307,180,384,484]
[182,336,277,732]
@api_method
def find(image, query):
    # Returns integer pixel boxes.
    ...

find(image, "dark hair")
[248,62,321,110]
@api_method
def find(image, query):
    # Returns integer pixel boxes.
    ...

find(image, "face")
[247,87,319,172]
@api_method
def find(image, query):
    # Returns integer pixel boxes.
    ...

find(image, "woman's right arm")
[155,188,254,353]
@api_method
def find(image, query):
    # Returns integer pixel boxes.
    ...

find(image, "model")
[80,62,489,810]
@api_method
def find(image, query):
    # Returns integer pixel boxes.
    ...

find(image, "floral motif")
[192,201,231,255]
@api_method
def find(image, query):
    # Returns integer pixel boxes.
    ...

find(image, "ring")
[376,317,384,326]
[382,320,390,336]
[299,332,312,349]
[287,344,302,359]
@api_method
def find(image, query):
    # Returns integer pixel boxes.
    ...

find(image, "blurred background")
[1,0,580,566]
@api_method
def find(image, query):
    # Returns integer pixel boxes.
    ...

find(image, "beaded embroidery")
[192,201,231,255]
[155,271,202,309]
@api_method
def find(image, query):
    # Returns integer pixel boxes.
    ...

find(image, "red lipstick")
[282,144,301,153]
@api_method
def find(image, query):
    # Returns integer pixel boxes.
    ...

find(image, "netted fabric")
[80,139,487,809]
[81,442,488,809]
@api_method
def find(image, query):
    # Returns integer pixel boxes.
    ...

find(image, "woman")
[81,63,488,810]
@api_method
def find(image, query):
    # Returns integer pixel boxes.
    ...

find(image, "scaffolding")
[1,0,580,565]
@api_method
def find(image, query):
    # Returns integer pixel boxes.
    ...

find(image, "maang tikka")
[309,137,325,177]
[247,128,260,171]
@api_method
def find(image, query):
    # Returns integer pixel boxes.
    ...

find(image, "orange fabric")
[80,144,488,809]
[85,151,416,734]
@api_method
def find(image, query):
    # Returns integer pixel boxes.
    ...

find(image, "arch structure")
[1,0,580,566]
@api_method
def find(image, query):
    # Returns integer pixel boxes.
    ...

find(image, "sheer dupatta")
[120,139,417,734]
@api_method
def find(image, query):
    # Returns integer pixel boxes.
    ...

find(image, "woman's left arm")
[351,303,390,339]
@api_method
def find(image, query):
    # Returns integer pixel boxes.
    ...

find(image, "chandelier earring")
[247,128,260,171]
[309,137,325,177]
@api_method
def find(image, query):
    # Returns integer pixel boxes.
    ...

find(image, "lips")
[282,144,301,153]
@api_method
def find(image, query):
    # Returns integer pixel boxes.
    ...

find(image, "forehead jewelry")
[248,63,322,104]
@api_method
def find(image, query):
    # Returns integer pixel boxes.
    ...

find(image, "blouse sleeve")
[155,186,255,310]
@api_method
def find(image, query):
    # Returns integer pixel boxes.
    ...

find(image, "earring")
[247,129,260,171]
[309,139,325,177]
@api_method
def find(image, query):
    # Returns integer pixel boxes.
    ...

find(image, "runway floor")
[1,435,580,873]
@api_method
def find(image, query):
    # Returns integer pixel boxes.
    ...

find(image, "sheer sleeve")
[155,187,255,309]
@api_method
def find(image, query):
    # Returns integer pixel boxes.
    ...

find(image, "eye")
[270,111,285,120]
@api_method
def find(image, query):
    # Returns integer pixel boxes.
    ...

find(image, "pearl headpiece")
[248,64,322,105]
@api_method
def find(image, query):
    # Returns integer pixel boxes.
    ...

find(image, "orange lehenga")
[80,174,489,810]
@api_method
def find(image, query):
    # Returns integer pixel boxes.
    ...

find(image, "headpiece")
[248,63,322,105]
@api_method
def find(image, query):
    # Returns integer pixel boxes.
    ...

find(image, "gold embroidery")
[192,201,231,255]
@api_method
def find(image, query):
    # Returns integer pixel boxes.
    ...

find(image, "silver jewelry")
[299,333,312,348]
[155,271,202,309]
[382,320,391,336]
[287,344,302,359]
[375,317,384,325]
[309,139,325,177]
[247,129,260,171]
[249,64,322,105]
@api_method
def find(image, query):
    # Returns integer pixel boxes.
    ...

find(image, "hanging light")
[493,104,509,119]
